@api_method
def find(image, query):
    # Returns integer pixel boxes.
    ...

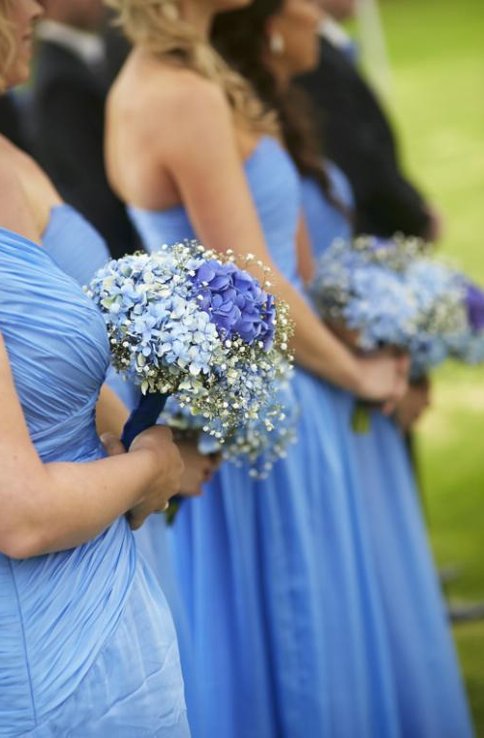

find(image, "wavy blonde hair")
[0,0,15,92]
[105,0,278,135]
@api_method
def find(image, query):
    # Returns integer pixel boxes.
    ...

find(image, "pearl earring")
[269,32,285,55]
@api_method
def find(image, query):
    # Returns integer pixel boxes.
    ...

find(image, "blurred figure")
[298,0,442,240]
[103,10,131,85]
[30,0,137,258]
[0,92,30,151]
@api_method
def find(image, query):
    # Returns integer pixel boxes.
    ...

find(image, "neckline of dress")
[128,135,279,218]
[0,204,75,252]
[45,202,77,229]
[0,225,44,251]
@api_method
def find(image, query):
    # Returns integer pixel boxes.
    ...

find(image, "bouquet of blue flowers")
[160,378,298,480]
[349,233,432,272]
[310,236,478,373]
[87,241,294,451]
[309,236,418,432]
[403,259,468,377]
[309,236,419,354]
[309,234,480,431]
[441,278,484,365]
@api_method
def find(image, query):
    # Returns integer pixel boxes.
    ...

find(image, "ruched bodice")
[128,137,303,287]
[43,203,110,287]
[0,228,136,735]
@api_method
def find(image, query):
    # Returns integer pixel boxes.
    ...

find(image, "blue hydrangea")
[310,240,418,352]
[87,242,294,441]
[190,260,276,347]
[309,235,484,378]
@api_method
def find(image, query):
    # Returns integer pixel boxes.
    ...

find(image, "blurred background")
[367,0,484,731]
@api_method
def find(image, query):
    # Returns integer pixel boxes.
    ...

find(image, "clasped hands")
[101,427,220,530]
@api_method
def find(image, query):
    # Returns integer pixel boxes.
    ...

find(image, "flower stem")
[352,401,371,434]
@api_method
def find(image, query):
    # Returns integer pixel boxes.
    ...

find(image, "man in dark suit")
[30,0,137,259]
[0,93,31,152]
[298,0,441,240]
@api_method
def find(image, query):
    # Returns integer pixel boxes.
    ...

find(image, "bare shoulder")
[0,139,26,206]
[0,134,59,197]
[0,137,41,240]
[152,66,228,117]
[153,68,235,159]
[116,56,231,137]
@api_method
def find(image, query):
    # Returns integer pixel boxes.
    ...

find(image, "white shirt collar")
[320,17,353,50]
[36,20,105,67]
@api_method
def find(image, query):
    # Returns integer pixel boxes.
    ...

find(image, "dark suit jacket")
[298,38,431,239]
[31,40,137,259]
[0,93,31,152]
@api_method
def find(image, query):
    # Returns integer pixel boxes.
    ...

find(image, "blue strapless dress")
[42,203,111,285]
[127,137,414,738]
[302,172,474,737]
[302,160,353,251]
[42,203,196,721]
[0,224,190,736]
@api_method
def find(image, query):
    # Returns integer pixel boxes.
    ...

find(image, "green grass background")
[365,0,484,732]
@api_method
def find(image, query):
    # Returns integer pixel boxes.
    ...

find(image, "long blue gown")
[127,136,417,738]
[302,171,474,738]
[0,223,190,736]
[42,202,197,730]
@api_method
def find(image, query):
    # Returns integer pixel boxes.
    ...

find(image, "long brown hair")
[212,0,351,217]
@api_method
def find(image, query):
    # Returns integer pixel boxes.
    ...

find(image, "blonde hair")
[105,0,278,135]
[0,1,14,93]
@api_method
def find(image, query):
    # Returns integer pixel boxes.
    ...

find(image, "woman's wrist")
[126,446,161,504]
[315,344,360,393]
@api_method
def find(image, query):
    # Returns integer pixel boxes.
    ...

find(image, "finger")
[100,432,126,457]
[179,484,203,498]
[395,374,408,401]
[398,354,411,378]
[381,399,396,416]
[127,513,142,530]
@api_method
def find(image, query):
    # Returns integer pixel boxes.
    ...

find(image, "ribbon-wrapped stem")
[121,392,184,526]
[121,392,169,450]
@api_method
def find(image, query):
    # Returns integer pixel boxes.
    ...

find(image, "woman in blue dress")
[0,2,191,735]
[214,1,474,735]
[105,1,409,736]
[42,203,213,731]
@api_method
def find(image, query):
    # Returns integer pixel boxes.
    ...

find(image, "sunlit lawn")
[373,0,484,732]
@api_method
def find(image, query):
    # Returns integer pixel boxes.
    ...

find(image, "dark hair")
[212,1,351,219]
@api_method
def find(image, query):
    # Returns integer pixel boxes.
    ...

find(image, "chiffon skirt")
[350,409,474,738]
[21,556,190,738]
[168,369,402,737]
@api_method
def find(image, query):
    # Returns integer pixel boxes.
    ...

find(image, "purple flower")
[191,259,276,346]
[465,281,484,332]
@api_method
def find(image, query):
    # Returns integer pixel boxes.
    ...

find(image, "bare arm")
[296,216,316,284]
[149,79,403,398]
[96,383,130,438]
[0,336,183,559]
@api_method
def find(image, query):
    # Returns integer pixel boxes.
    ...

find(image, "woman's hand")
[393,378,431,432]
[177,438,221,497]
[120,426,185,530]
[354,352,409,414]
